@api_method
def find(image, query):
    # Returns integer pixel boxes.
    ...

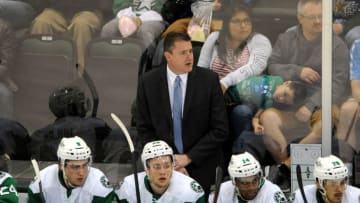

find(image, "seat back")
[12,35,77,132]
[85,37,144,127]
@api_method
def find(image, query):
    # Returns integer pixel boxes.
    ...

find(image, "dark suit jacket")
[136,65,229,193]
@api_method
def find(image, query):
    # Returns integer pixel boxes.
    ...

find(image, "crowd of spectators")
[0,0,360,201]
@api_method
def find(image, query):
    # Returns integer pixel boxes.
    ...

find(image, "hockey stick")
[296,165,308,203]
[76,64,99,118]
[31,159,45,203]
[212,166,223,203]
[111,113,141,203]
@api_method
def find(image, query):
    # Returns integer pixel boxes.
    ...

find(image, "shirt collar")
[166,66,188,85]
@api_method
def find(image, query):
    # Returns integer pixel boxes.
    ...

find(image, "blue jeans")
[0,0,35,29]
[230,104,257,140]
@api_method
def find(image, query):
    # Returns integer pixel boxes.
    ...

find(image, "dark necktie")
[173,76,183,153]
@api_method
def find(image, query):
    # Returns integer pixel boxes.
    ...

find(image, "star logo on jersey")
[190,181,203,193]
[133,0,154,12]
[100,176,112,188]
[274,191,287,203]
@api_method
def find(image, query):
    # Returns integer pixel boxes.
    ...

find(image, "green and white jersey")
[28,164,114,203]
[228,75,283,109]
[0,171,18,203]
[208,179,287,203]
[115,171,206,203]
[293,184,360,203]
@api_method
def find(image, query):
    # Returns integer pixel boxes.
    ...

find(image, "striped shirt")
[211,46,250,79]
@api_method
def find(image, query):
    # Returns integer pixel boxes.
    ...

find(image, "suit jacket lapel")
[183,68,196,119]
[160,66,173,122]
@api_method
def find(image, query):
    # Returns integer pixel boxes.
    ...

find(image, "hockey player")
[0,138,19,203]
[0,171,18,203]
[115,140,206,202]
[209,152,288,203]
[27,136,115,203]
[293,155,360,203]
[30,85,111,162]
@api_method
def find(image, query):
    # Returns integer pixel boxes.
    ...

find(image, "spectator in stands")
[333,0,360,47]
[0,0,35,29]
[136,31,228,196]
[27,136,115,203]
[197,2,271,109]
[227,75,306,146]
[161,0,221,39]
[100,0,166,50]
[115,140,206,202]
[161,0,196,26]
[208,152,287,203]
[260,0,349,190]
[29,1,104,72]
[197,2,272,87]
[161,0,256,39]
[293,155,360,203]
[29,86,111,162]
[197,3,271,164]
[336,39,360,164]
[0,18,18,120]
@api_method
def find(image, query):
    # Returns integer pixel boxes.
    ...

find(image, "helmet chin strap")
[235,187,249,202]
[235,187,257,202]
[235,177,262,202]
[318,187,330,203]
[318,179,347,203]
[61,165,76,188]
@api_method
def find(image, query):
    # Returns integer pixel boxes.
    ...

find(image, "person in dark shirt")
[29,86,111,162]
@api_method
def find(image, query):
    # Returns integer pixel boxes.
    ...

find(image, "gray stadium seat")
[85,37,145,128]
[12,35,77,132]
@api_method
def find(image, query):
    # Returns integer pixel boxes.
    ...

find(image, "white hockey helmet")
[57,136,92,166]
[314,155,348,182]
[228,152,261,183]
[141,140,174,169]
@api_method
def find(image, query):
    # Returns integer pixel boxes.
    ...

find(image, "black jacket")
[136,65,229,193]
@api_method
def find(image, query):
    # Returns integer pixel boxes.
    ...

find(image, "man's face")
[272,81,295,105]
[298,2,322,38]
[63,159,90,186]
[146,156,174,193]
[322,178,347,203]
[235,175,260,200]
[164,40,193,75]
